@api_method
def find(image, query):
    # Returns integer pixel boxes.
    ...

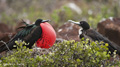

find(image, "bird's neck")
[35,22,41,26]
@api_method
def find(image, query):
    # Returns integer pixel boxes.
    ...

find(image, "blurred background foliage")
[0,0,120,28]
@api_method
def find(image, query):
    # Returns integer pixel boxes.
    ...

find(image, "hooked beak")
[68,20,80,25]
[42,20,50,22]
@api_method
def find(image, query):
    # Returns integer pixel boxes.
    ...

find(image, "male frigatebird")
[0,19,50,53]
[68,20,120,55]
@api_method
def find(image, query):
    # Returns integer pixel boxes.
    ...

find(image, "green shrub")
[0,39,120,67]
[46,39,120,67]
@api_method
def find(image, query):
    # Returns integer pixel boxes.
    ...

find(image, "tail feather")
[0,40,16,53]
[0,44,8,53]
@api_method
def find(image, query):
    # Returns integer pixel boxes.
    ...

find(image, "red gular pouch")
[36,22,56,48]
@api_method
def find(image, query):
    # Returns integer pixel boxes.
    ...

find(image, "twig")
[0,40,12,53]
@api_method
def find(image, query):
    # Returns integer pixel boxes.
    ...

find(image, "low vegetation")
[0,39,120,67]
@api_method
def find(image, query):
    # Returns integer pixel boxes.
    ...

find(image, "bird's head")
[35,19,50,26]
[68,20,90,30]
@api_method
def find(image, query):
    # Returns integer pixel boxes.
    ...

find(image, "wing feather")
[85,29,120,54]
[0,24,38,52]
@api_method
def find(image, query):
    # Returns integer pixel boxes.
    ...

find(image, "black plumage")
[68,20,120,55]
[0,19,49,53]
[83,29,120,55]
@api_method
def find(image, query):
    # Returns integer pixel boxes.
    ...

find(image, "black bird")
[68,20,90,38]
[0,19,49,53]
[68,20,120,55]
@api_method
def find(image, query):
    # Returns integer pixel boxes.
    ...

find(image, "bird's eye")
[80,22,83,24]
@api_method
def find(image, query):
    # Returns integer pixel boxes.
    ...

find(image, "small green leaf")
[13,45,17,47]
[105,43,109,46]
[76,59,80,62]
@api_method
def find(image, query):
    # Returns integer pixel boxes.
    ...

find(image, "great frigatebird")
[0,19,49,53]
[68,20,120,55]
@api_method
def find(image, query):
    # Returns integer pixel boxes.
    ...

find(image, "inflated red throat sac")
[36,22,56,48]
